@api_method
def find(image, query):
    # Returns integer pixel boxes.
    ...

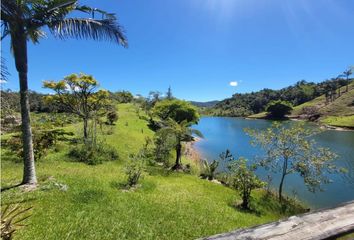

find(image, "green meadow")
[1,104,304,240]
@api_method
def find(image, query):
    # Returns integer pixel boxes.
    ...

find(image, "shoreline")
[184,137,203,163]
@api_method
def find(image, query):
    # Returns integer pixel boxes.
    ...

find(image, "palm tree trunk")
[172,142,182,170]
[11,26,37,185]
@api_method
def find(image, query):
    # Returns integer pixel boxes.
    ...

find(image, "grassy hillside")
[291,82,354,128]
[1,104,304,240]
[248,83,354,128]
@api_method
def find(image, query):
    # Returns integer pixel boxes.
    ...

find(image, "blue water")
[193,117,354,209]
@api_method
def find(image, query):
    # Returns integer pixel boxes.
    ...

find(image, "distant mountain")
[190,100,219,108]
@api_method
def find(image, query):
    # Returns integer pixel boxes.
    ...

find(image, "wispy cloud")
[0,79,7,84]
[229,81,238,87]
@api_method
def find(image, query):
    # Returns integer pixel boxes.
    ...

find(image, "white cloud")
[229,81,238,87]
[0,79,7,84]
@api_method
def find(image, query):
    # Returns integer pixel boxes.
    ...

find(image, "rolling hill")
[290,82,354,128]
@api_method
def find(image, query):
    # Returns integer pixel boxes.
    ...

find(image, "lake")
[193,117,354,209]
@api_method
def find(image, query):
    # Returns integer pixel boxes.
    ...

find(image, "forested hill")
[190,100,219,108]
[209,78,353,117]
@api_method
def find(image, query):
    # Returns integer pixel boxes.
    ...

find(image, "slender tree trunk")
[172,142,182,170]
[83,117,88,141]
[278,157,288,202]
[11,26,37,185]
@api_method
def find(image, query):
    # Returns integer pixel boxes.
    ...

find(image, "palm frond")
[49,18,127,46]
[27,28,47,43]
[76,5,115,20]
[1,57,10,82]
[191,129,204,138]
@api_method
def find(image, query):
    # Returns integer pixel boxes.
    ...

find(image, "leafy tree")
[245,122,342,202]
[266,100,293,119]
[1,0,127,185]
[228,157,265,210]
[113,91,134,103]
[43,73,111,141]
[152,99,201,170]
[153,99,200,124]
[340,66,353,92]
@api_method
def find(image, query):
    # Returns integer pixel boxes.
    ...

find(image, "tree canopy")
[152,99,199,125]
[266,100,293,119]
[245,122,342,202]
[43,73,111,140]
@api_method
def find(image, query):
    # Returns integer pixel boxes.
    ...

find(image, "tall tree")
[245,122,342,202]
[1,0,127,185]
[43,73,111,141]
[152,99,201,170]
[166,86,173,100]
[341,67,353,92]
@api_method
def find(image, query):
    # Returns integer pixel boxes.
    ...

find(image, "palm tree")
[158,119,203,170]
[1,0,127,186]
[339,67,353,93]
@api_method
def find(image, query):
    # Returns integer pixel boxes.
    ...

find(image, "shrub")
[153,130,174,167]
[106,110,118,125]
[69,141,118,165]
[123,141,152,188]
[4,129,73,161]
[1,204,32,240]
[200,160,219,180]
[228,157,266,210]
[125,157,144,188]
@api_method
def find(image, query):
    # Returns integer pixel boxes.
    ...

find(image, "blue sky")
[2,0,354,101]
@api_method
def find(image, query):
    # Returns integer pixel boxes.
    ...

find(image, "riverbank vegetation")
[1,101,306,239]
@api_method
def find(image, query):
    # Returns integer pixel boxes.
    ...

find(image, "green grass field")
[1,104,304,240]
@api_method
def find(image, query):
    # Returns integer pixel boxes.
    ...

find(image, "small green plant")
[1,204,32,240]
[200,160,219,180]
[228,157,265,210]
[124,140,152,188]
[125,154,144,188]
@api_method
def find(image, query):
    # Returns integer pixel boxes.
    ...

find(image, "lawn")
[1,104,303,240]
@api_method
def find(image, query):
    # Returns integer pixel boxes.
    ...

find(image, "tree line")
[210,75,353,117]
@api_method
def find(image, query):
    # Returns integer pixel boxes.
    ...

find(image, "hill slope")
[291,82,354,128]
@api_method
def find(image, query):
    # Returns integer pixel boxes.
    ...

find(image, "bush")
[123,141,153,188]
[228,157,266,210]
[266,100,293,119]
[4,129,73,161]
[153,130,174,167]
[69,141,118,165]
[125,157,144,188]
[200,160,219,180]
[106,110,118,125]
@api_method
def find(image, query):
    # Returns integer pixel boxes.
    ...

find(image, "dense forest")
[209,78,352,117]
